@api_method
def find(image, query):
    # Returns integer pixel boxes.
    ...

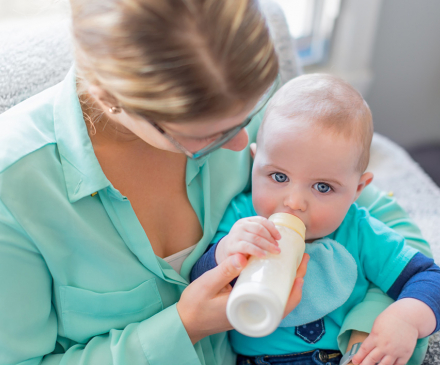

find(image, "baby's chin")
[305,237,321,243]
[305,228,337,243]
[305,234,320,243]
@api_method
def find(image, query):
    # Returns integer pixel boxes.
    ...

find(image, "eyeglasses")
[148,75,280,159]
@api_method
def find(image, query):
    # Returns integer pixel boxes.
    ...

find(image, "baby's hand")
[215,216,282,264]
[351,305,418,365]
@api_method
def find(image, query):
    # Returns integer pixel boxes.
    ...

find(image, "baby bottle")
[226,213,306,337]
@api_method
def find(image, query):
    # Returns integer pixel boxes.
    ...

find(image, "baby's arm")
[343,185,433,362]
[352,253,440,365]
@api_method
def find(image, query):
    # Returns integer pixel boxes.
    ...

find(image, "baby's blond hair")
[260,74,373,172]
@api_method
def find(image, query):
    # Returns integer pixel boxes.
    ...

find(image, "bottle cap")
[269,213,306,240]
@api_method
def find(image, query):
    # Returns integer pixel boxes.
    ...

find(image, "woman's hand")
[177,253,248,344]
[177,252,309,344]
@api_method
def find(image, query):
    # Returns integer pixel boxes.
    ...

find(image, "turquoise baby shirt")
[213,193,418,356]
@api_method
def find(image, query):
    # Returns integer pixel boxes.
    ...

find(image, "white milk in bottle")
[226,213,306,337]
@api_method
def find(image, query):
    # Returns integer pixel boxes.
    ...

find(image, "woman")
[0,0,431,364]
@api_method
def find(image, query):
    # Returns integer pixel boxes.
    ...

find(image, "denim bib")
[279,238,357,327]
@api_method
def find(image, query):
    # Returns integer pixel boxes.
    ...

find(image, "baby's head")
[251,74,374,241]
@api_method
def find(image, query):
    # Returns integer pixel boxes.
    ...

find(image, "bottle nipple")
[269,213,305,240]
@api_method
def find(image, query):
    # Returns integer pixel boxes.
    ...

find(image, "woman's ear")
[354,172,374,201]
[88,85,119,111]
[250,143,257,159]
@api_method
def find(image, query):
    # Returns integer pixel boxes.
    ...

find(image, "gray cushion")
[0,17,73,114]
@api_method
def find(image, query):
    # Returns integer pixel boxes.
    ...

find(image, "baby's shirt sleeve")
[388,252,440,333]
[190,192,256,282]
[355,208,440,333]
[355,211,418,293]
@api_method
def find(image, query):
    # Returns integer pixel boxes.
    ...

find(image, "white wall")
[365,0,440,149]
[0,0,69,24]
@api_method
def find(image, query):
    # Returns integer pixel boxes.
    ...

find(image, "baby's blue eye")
[271,173,289,183]
[313,182,332,193]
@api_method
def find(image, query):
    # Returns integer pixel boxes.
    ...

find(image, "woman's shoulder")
[0,83,60,175]
[0,83,68,217]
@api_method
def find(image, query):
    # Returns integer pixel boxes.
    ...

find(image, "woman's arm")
[339,184,432,363]
[0,197,251,365]
[0,198,202,365]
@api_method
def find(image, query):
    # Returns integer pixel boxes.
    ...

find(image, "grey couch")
[0,1,439,363]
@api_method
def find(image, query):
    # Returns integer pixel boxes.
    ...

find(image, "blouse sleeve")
[0,199,201,365]
[337,184,431,364]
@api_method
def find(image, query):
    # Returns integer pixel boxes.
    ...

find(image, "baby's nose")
[284,193,307,212]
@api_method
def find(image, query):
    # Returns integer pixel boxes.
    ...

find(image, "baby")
[190,74,440,365]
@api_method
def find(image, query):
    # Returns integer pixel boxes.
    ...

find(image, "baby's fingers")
[351,339,375,365]
[355,348,384,365]
[246,216,281,241]
[243,230,281,256]
[236,239,275,258]
[379,355,402,365]
[243,220,280,250]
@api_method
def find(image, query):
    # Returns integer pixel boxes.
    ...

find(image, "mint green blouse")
[0,68,431,365]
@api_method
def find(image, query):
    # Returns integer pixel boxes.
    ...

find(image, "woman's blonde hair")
[71,0,279,123]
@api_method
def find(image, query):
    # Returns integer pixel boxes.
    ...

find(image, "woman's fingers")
[296,253,309,279]
[283,277,304,317]
[200,253,248,297]
[283,254,309,316]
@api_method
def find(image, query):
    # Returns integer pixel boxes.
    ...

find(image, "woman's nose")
[284,193,307,212]
[221,128,249,152]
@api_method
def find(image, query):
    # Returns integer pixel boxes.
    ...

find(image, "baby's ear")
[354,172,374,201]
[250,143,257,159]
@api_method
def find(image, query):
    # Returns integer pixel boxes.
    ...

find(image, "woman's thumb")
[203,254,247,296]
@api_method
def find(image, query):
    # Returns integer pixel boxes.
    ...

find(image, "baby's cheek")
[308,208,341,239]
[252,187,277,218]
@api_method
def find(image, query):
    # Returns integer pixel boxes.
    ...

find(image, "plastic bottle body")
[226,214,305,337]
